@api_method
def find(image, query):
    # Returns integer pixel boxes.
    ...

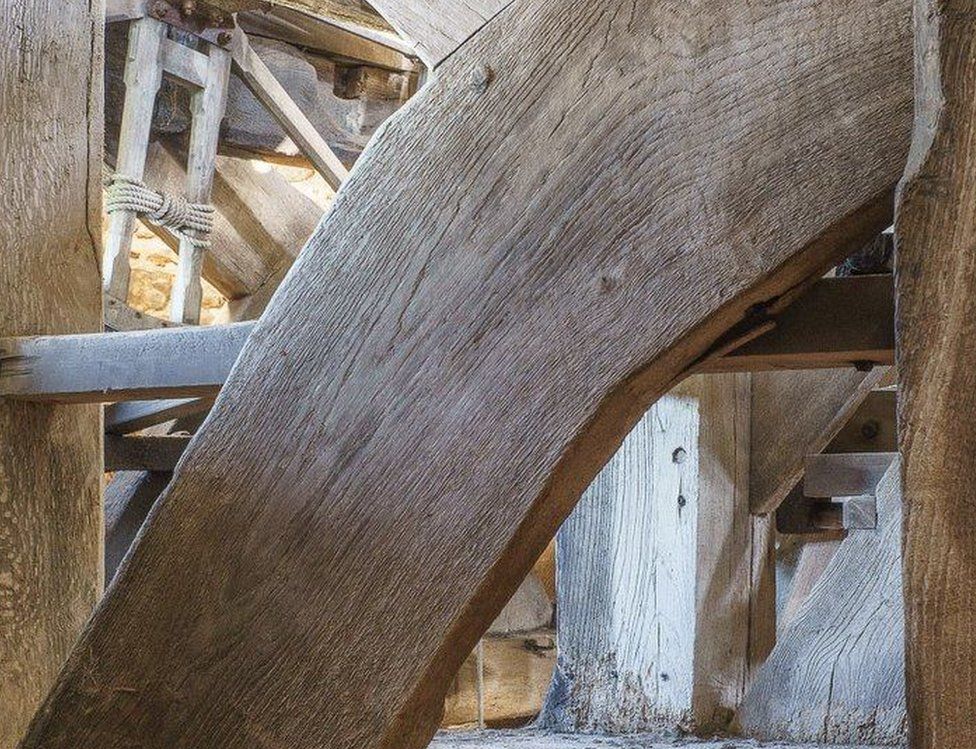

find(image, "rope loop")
[104,173,214,249]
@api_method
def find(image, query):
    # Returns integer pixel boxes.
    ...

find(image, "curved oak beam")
[23,1,911,747]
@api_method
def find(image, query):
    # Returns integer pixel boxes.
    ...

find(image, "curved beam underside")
[22,2,911,748]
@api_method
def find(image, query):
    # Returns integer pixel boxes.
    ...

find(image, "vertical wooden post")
[895,2,976,747]
[103,17,166,300]
[538,374,774,734]
[171,44,232,324]
[0,1,103,746]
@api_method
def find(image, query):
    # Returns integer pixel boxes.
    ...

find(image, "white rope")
[104,173,214,249]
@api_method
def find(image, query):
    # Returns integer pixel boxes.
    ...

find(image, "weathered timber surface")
[826,389,896,454]
[539,375,773,735]
[803,452,896,498]
[429,729,891,749]
[104,435,192,472]
[362,0,507,67]
[0,323,254,403]
[0,2,103,747]
[737,463,906,744]
[894,2,976,747]
[22,3,912,747]
[778,534,844,631]
[750,367,891,515]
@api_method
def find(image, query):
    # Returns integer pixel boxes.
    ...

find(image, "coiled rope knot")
[104,174,214,249]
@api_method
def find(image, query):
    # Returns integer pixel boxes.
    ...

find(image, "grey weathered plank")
[430,730,891,749]
[539,375,773,735]
[737,462,906,744]
[105,397,213,435]
[102,17,166,300]
[20,1,912,746]
[0,2,104,746]
[0,323,254,403]
[894,1,976,746]
[170,43,233,324]
[803,452,896,498]
[104,471,172,583]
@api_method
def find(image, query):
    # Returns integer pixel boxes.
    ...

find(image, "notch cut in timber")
[0,277,896,405]
[777,486,878,534]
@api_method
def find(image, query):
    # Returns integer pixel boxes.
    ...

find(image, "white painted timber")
[540,374,774,734]
[102,17,166,300]
[170,43,233,324]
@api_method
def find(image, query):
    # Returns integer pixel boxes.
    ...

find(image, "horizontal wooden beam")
[105,397,214,435]
[4,278,900,405]
[699,275,893,373]
[0,323,254,403]
[105,435,192,472]
[804,451,897,498]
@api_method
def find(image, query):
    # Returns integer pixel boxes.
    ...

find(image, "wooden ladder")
[104,0,349,325]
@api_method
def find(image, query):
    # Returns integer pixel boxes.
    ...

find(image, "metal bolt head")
[861,419,880,441]
[217,31,232,45]
[677,494,687,508]
[181,0,196,16]
[672,447,687,464]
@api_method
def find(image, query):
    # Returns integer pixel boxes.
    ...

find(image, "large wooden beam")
[20,3,912,746]
[538,374,774,735]
[0,324,253,403]
[895,1,976,746]
[0,3,104,747]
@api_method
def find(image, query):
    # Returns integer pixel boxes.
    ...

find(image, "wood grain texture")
[779,535,844,630]
[170,43,233,324]
[804,452,896,498]
[737,463,906,744]
[0,323,254,403]
[827,389,897,454]
[750,367,891,514]
[0,1,103,746]
[539,375,772,735]
[894,1,976,746]
[104,471,172,583]
[21,3,912,747]
[304,0,508,68]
